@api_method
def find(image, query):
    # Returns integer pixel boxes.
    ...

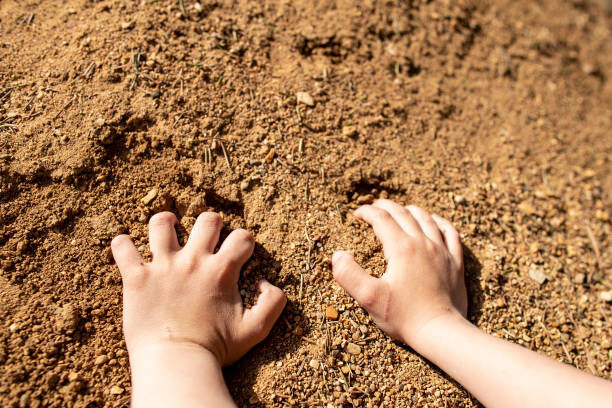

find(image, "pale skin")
[111,200,612,407]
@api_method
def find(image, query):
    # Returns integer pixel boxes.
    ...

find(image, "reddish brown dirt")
[1,0,611,407]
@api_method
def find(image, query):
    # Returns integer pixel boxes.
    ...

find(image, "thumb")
[240,280,287,346]
[332,251,382,311]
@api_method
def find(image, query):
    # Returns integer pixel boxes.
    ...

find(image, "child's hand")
[332,199,466,350]
[111,212,287,366]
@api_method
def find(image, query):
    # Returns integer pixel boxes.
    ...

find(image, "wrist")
[128,340,235,408]
[402,309,471,355]
[128,340,222,377]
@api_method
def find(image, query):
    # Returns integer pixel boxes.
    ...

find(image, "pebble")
[264,149,276,164]
[95,118,106,127]
[240,179,251,192]
[518,201,537,215]
[185,194,207,217]
[573,273,585,284]
[9,323,18,333]
[454,195,466,205]
[346,343,361,355]
[68,372,81,382]
[600,291,612,302]
[342,126,358,138]
[56,304,80,333]
[529,267,547,285]
[110,385,124,395]
[94,355,109,365]
[141,188,158,205]
[296,91,314,106]
[46,373,60,388]
[325,305,339,320]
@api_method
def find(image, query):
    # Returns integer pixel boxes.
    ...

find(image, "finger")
[405,205,444,246]
[215,229,255,282]
[148,212,180,257]
[432,214,463,266]
[111,234,145,276]
[353,205,408,257]
[332,251,384,312]
[184,212,223,254]
[240,280,287,344]
[372,199,423,236]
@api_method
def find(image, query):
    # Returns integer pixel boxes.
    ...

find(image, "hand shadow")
[224,242,304,407]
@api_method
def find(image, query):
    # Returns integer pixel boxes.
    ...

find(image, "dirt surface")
[1,0,611,406]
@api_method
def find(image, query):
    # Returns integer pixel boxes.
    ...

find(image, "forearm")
[411,313,612,408]
[129,342,236,408]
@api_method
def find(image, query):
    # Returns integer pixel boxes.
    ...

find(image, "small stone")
[46,373,60,388]
[518,201,536,215]
[342,126,358,138]
[95,118,106,127]
[56,304,80,334]
[16,240,27,254]
[600,291,612,302]
[341,365,350,374]
[9,323,18,333]
[309,359,318,369]
[141,188,158,205]
[121,21,135,30]
[264,149,276,164]
[573,273,585,284]
[529,267,547,285]
[325,305,339,320]
[94,355,109,365]
[346,343,361,355]
[454,195,466,205]
[89,211,124,240]
[68,372,81,382]
[151,90,161,99]
[110,385,124,395]
[185,194,207,217]
[240,179,251,192]
[296,92,314,107]
[355,194,374,205]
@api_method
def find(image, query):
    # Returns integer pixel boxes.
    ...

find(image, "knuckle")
[423,238,438,253]
[179,253,200,273]
[360,287,379,309]
[396,237,414,252]
[215,254,238,274]
[122,265,148,289]
[373,207,392,220]
[149,212,177,226]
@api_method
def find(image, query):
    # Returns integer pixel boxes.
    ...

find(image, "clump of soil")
[1,0,611,407]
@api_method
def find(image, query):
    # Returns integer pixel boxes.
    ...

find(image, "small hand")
[332,199,466,349]
[111,212,287,366]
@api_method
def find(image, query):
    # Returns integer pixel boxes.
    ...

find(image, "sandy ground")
[1,0,611,406]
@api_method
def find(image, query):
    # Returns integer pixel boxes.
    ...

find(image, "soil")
[1,0,611,407]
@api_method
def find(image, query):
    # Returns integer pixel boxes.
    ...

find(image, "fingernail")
[332,251,345,264]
